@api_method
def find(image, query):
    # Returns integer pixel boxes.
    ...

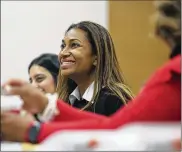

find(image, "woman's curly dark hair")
[154,0,181,43]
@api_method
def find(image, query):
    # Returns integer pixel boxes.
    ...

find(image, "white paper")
[1,142,22,151]
[35,123,180,151]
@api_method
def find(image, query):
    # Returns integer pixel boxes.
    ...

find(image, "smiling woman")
[28,53,59,94]
[57,21,134,116]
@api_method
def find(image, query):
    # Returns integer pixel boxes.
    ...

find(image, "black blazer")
[70,87,128,116]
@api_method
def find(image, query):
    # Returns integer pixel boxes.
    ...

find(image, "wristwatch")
[28,121,41,144]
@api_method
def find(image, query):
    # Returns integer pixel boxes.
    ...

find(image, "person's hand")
[2,78,48,114]
[1,111,35,142]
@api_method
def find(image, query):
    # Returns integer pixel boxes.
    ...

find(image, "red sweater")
[37,55,181,143]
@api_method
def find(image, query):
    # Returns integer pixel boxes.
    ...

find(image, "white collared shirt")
[69,82,95,105]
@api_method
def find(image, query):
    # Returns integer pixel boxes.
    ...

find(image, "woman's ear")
[93,56,97,66]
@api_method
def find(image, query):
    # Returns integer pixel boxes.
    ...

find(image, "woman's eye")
[36,77,45,83]
[71,43,80,48]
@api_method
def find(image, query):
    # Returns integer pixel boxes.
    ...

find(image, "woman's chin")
[61,70,74,77]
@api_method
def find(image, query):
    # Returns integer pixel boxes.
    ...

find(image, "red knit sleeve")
[37,77,181,143]
[52,101,106,122]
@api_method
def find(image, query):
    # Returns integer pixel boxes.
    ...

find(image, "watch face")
[29,122,41,143]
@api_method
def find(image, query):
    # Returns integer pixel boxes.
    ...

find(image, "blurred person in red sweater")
[1,0,181,143]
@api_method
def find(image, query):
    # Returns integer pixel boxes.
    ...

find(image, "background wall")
[2,1,170,94]
[1,1,108,82]
[108,1,169,94]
